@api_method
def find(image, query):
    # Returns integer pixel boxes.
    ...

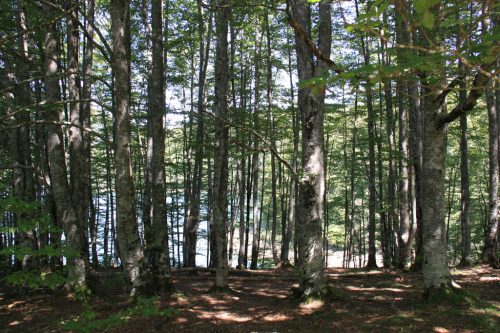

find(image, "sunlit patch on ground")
[298,299,325,314]
[1,266,499,332]
[6,300,25,309]
[260,313,290,321]
[174,316,188,323]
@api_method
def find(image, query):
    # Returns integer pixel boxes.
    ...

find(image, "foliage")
[0,197,74,290]
[60,297,177,333]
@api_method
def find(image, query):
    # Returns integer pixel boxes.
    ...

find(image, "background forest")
[0,0,499,314]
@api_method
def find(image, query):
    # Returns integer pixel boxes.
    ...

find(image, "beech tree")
[288,0,332,298]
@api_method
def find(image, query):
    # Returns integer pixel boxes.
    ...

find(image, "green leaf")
[414,0,440,14]
[421,11,435,29]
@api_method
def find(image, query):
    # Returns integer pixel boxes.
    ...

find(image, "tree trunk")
[82,0,96,267]
[212,0,230,289]
[184,5,211,268]
[237,154,246,269]
[421,96,453,293]
[144,0,171,291]
[67,0,89,263]
[250,20,262,270]
[111,0,146,296]
[290,0,331,298]
[395,0,412,270]
[281,25,298,266]
[458,62,471,266]
[482,77,499,268]
[43,3,87,289]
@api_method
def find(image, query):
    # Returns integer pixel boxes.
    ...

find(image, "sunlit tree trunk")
[290,0,331,298]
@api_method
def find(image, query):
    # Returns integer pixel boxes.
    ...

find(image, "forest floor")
[0,265,498,333]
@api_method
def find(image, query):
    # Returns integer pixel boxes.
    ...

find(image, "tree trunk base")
[423,282,478,305]
[481,249,499,269]
[456,259,472,268]
[208,284,232,294]
[291,284,350,304]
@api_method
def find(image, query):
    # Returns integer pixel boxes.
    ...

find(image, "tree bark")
[82,0,96,267]
[395,0,412,270]
[111,0,146,296]
[184,5,211,268]
[290,0,331,298]
[144,0,171,291]
[43,3,87,289]
[237,154,246,269]
[355,0,377,269]
[212,0,230,289]
[421,95,455,293]
[250,20,262,270]
[281,25,298,266]
[482,77,499,268]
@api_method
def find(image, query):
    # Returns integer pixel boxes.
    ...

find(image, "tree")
[289,0,331,298]
[111,0,147,296]
[414,1,496,296]
[42,1,87,290]
[144,0,171,290]
[212,0,231,289]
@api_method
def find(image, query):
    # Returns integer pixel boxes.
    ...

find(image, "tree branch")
[435,75,464,106]
[438,66,491,125]
[201,110,298,178]
[285,0,343,74]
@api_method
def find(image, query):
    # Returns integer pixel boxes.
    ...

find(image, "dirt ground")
[1,266,499,332]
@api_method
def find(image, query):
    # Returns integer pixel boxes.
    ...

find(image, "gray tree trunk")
[144,0,171,290]
[355,0,377,269]
[395,0,412,270]
[250,20,262,270]
[482,77,499,268]
[82,0,97,267]
[67,0,89,262]
[290,0,331,298]
[43,3,87,289]
[237,155,246,269]
[111,0,146,296]
[184,5,211,267]
[421,96,452,292]
[212,0,230,289]
[279,17,296,267]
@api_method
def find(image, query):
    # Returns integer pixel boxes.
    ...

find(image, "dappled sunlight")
[247,287,289,298]
[2,266,498,332]
[260,313,291,322]
[479,276,500,282]
[173,316,188,324]
[344,285,407,293]
[190,309,253,323]
[6,300,25,309]
[198,294,234,305]
[8,320,21,326]
[298,299,325,314]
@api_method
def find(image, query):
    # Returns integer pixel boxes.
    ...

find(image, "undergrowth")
[60,296,177,333]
